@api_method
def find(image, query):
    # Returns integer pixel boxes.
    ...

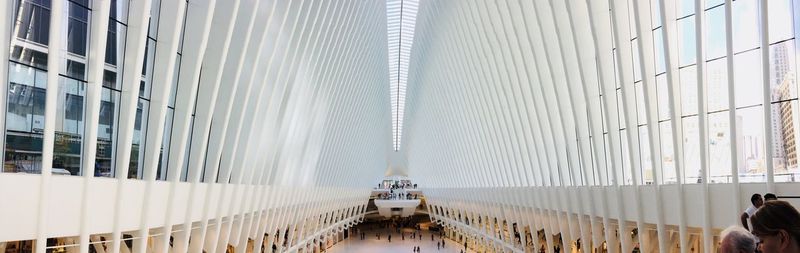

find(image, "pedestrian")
[742,194,764,231]
[432,234,434,241]
[750,200,800,253]
[389,234,392,242]
[442,239,445,248]
[719,225,757,253]
[437,242,440,250]
[403,233,405,240]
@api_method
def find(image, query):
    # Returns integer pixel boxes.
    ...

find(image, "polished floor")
[327,228,474,253]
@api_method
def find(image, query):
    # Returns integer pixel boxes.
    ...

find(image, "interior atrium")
[1,0,800,252]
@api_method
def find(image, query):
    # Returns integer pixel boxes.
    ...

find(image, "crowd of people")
[378,190,422,200]
[720,193,800,253]
[377,182,419,190]
[350,219,471,252]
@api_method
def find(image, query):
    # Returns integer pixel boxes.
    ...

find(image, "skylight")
[387,0,419,151]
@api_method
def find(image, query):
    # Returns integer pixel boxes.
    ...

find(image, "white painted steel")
[1,0,798,253]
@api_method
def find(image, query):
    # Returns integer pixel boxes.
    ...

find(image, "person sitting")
[750,200,800,253]
[719,225,757,253]
[742,194,764,231]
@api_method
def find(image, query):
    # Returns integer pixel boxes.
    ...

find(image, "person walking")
[389,234,392,242]
[437,242,440,250]
[742,193,764,231]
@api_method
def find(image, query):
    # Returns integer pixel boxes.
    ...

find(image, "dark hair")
[750,200,800,247]
[765,193,778,201]
[751,193,763,205]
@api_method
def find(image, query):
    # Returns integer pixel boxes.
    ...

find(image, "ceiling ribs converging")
[387,0,419,151]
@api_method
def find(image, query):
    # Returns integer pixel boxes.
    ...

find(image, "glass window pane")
[706,0,724,7]
[678,16,696,66]
[651,0,662,28]
[13,0,51,45]
[680,65,698,116]
[617,89,627,128]
[5,62,47,174]
[10,46,48,70]
[620,129,632,185]
[660,121,677,184]
[736,106,767,183]
[65,60,85,81]
[732,0,759,52]
[636,83,647,125]
[128,99,148,179]
[705,5,726,60]
[773,100,800,182]
[66,2,89,56]
[708,111,732,183]
[639,126,654,184]
[654,28,666,74]
[734,49,763,108]
[604,133,613,185]
[633,39,642,82]
[110,0,129,24]
[678,0,695,17]
[707,58,729,112]
[156,108,174,181]
[105,20,127,66]
[683,116,701,183]
[770,41,797,102]
[767,0,794,44]
[656,74,671,120]
[53,77,85,176]
[95,87,119,177]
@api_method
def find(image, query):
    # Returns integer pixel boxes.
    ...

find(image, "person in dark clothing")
[388,234,392,242]
[765,193,778,201]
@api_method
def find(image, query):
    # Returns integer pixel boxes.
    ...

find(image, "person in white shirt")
[741,193,764,231]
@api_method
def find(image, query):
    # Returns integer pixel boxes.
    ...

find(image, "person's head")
[750,201,800,253]
[751,194,764,208]
[765,193,778,201]
[719,226,757,253]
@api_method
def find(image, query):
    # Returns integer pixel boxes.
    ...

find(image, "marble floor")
[326,228,474,253]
